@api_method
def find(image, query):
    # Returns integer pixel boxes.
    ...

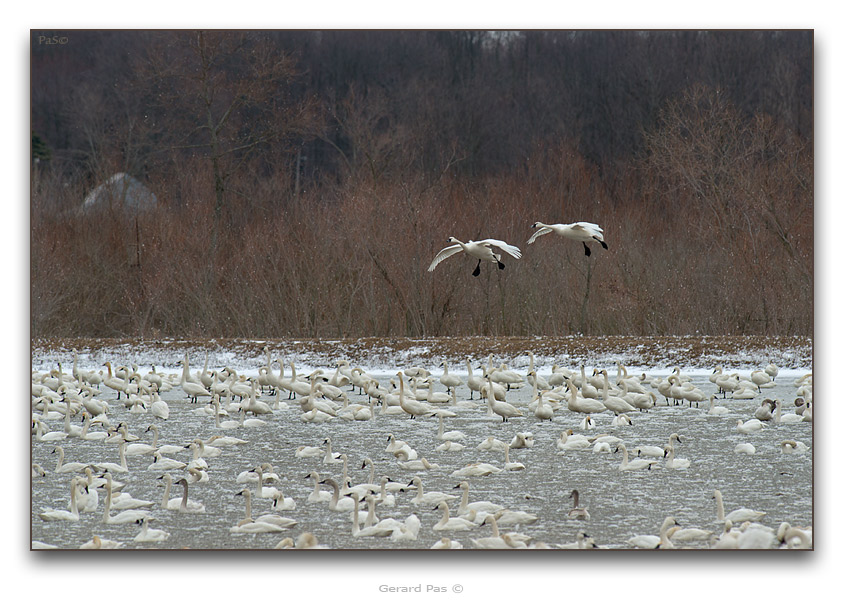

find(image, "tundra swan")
[734,443,756,455]
[564,378,606,414]
[615,443,657,471]
[713,489,766,522]
[305,471,332,503]
[708,395,729,416]
[235,488,296,529]
[502,446,525,471]
[250,465,280,499]
[567,489,590,520]
[482,378,523,422]
[664,446,691,470]
[69,475,99,512]
[627,516,678,549]
[78,535,123,549]
[476,436,508,452]
[433,501,478,531]
[670,526,713,544]
[321,478,357,512]
[396,452,439,471]
[471,514,514,548]
[736,418,766,434]
[455,480,504,515]
[51,446,88,474]
[533,388,554,422]
[774,399,805,424]
[92,440,129,474]
[407,476,458,506]
[555,531,599,550]
[144,424,186,455]
[428,237,522,276]
[557,429,591,451]
[434,412,466,442]
[431,537,464,549]
[527,221,607,256]
[101,473,152,510]
[178,357,211,402]
[147,451,187,471]
[276,532,330,549]
[780,440,809,454]
[40,479,80,521]
[102,478,151,524]
[449,461,501,477]
[134,517,170,543]
[396,372,432,419]
[438,360,462,391]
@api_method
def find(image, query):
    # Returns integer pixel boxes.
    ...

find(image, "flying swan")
[527,221,608,256]
[428,237,522,277]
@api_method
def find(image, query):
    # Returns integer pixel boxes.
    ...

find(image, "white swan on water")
[433,501,478,531]
[527,221,608,256]
[428,237,522,277]
[40,479,80,522]
[713,489,766,523]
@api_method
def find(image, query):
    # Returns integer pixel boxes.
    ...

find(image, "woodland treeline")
[30,30,813,338]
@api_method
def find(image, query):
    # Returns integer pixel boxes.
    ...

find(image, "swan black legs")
[583,242,592,256]
[473,260,481,277]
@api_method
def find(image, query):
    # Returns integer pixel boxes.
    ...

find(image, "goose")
[102,477,151,525]
[40,479,80,521]
[527,221,607,256]
[736,418,766,434]
[734,443,756,455]
[407,476,458,506]
[433,501,478,531]
[427,237,522,276]
[627,516,678,549]
[133,516,170,543]
[455,480,504,516]
[713,489,766,522]
[567,490,590,520]
[780,439,809,454]
[615,443,657,471]
[664,446,691,470]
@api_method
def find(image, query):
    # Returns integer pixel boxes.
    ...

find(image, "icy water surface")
[31,357,812,550]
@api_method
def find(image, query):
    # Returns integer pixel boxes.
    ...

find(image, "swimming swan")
[433,501,478,531]
[713,489,766,522]
[428,237,522,276]
[615,443,657,471]
[40,479,81,521]
[134,517,170,543]
[567,489,590,520]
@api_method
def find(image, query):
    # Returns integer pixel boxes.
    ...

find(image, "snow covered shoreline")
[31,335,812,378]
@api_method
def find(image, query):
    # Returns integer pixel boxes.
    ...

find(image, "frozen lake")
[31,343,812,550]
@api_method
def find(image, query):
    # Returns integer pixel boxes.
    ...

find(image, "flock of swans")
[32,348,812,550]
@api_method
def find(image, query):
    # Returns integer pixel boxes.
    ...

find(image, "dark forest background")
[30,30,813,338]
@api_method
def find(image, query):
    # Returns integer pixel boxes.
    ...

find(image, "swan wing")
[478,239,522,259]
[572,222,604,234]
[427,243,464,271]
[527,227,552,245]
